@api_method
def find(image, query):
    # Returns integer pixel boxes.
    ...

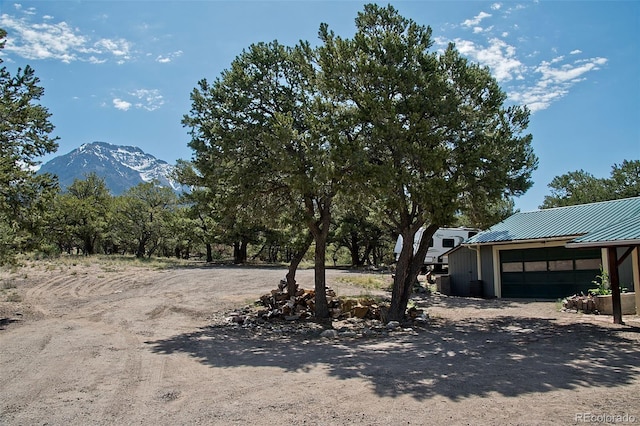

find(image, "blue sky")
[0,0,638,212]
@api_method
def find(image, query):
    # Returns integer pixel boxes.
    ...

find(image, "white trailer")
[393,227,479,272]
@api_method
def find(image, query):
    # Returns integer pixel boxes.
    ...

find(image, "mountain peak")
[38,142,183,195]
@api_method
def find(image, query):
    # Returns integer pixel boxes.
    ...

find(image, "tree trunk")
[360,243,373,266]
[252,242,267,261]
[269,244,279,263]
[83,236,95,255]
[240,239,248,263]
[233,241,245,264]
[206,243,213,263]
[135,239,146,259]
[313,230,330,319]
[388,224,438,322]
[285,232,313,297]
[306,197,332,320]
[372,245,380,267]
[350,232,360,266]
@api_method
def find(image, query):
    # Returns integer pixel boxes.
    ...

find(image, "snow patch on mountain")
[38,142,185,194]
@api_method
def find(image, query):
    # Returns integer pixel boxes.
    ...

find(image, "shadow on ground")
[412,293,541,310]
[148,316,640,401]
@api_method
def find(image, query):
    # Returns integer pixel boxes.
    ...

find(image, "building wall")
[479,240,594,299]
[455,242,637,298]
[480,245,496,297]
[447,246,477,296]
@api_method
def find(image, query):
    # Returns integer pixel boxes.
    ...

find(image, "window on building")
[502,262,523,273]
[575,259,601,270]
[524,261,547,272]
[548,260,574,271]
[442,238,455,248]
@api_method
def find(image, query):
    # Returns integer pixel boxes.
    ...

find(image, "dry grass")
[335,274,391,291]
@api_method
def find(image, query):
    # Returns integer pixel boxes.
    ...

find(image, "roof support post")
[633,248,639,316]
[607,246,624,325]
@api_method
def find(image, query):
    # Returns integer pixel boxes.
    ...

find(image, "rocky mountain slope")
[38,142,184,195]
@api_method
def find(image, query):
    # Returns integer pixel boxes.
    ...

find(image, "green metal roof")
[465,196,640,245]
[567,215,640,247]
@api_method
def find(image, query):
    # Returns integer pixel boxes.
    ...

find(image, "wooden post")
[607,247,624,325]
[633,248,640,316]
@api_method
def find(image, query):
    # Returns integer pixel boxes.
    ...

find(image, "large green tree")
[183,5,537,321]
[319,4,537,320]
[609,160,640,199]
[113,182,177,258]
[173,161,220,263]
[61,173,112,255]
[540,170,608,208]
[0,28,59,262]
[174,159,268,265]
[541,160,639,208]
[182,41,363,318]
[331,197,390,267]
[455,195,517,229]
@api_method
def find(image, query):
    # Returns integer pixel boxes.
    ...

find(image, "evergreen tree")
[0,28,59,263]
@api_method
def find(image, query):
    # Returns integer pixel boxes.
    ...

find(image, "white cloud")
[536,57,607,85]
[508,56,608,112]
[0,7,135,64]
[473,25,495,34]
[94,38,131,59]
[444,8,609,113]
[462,11,492,28]
[112,89,164,112]
[0,14,88,62]
[451,8,608,113]
[454,37,524,82]
[155,50,183,63]
[433,36,449,48]
[131,89,165,111]
[113,98,132,111]
[88,56,107,64]
[508,83,567,113]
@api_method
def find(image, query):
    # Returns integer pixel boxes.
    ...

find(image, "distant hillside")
[38,142,184,195]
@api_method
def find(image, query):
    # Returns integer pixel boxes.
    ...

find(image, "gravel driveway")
[1,258,639,425]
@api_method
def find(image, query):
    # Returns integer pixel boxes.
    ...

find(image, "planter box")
[595,292,636,315]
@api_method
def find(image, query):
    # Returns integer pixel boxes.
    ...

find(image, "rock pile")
[218,279,430,338]
[256,279,393,322]
[562,294,598,314]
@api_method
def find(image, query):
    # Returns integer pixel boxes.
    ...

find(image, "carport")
[566,216,640,324]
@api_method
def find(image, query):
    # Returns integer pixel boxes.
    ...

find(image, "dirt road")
[1,258,639,425]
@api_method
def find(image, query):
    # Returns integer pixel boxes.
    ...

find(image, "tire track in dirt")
[0,318,144,424]
[23,268,152,314]
[94,328,148,422]
[1,263,407,424]
[4,261,640,425]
